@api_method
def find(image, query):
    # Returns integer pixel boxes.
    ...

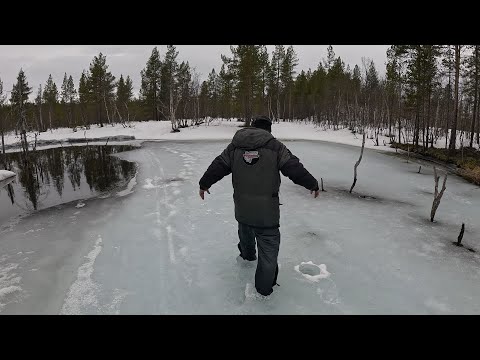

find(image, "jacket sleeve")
[199,143,235,190]
[277,143,319,191]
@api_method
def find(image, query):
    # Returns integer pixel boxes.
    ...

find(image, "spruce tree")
[10,69,32,151]
[140,47,162,120]
[78,70,90,127]
[88,52,116,127]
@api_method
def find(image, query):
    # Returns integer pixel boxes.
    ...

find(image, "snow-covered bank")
[2,120,397,152]
[0,170,16,182]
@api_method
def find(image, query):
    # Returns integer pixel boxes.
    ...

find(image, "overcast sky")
[0,45,390,99]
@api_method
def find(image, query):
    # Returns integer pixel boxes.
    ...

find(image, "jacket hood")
[232,127,274,150]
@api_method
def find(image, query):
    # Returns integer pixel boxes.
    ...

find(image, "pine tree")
[140,47,162,121]
[10,69,32,152]
[269,45,285,121]
[161,45,181,130]
[43,74,59,130]
[61,73,77,128]
[281,46,298,121]
[176,62,192,126]
[116,74,134,122]
[0,77,6,165]
[256,45,269,115]
[218,64,234,120]
[88,52,116,127]
[207,69,219,118]
[34,84,44,131]
[199,80,209,119]
[78,70,90,128]
[386,46,401,139]
[324,45,336,72]
[449,45,462,151]
[222,45,264,126]
[464,45,480,147]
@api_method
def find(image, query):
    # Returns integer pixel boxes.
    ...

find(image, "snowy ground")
[0,170,16,182]
[3,119,398,153]
[1,140,480,314]
[4,119,478,153]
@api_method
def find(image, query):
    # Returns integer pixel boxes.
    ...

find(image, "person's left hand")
[199,188,210,200]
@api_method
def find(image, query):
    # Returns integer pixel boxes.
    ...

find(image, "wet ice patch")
[425,298,450,313]
[179,247,188,257]
[60,235,103,315]
[295,261,330,282]
[236,255,257,268]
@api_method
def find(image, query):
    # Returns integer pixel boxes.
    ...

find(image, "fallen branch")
[350,132,366,193]
[456,223,465,246]
[430,166,448,222]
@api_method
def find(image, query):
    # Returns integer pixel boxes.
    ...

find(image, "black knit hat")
[253,115,272,124]
[252,115,272,132]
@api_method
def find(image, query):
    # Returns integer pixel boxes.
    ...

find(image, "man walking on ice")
[199,116,320,297]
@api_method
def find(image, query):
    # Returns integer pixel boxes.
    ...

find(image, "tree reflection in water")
[0,145,137,221]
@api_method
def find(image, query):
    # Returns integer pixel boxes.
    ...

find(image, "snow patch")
[60,235,103,315]
[295,261,330,282]
[107,288,129,315]
[0,170,16,182]
[244,283,270,301]
[76,202,85,208]
[117,172,137,197]
[0,262,22,312]
[142,178,160,189]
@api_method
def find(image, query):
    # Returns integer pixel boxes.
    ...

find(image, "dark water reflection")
[0,145,137,225]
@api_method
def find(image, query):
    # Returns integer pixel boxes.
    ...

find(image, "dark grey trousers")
[238,222,280,296]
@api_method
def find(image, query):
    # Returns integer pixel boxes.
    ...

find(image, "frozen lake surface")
[1,140,480,314]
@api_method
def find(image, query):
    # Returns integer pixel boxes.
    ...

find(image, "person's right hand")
[199,188,210,200]
[311,189,320,198]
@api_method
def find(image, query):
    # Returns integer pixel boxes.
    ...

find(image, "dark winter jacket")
[199,127,319,228]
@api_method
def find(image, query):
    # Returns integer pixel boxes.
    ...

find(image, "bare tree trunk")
[426,89,431,150]
[470,48,479,148]
[39,102,43,132]
[456,223,465,246]
[449,45,461,151]
[350,132,366,193]
[48,106,52,131]
[1,128,5,169]
[430,166,448,222]
[103,96,111,125]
